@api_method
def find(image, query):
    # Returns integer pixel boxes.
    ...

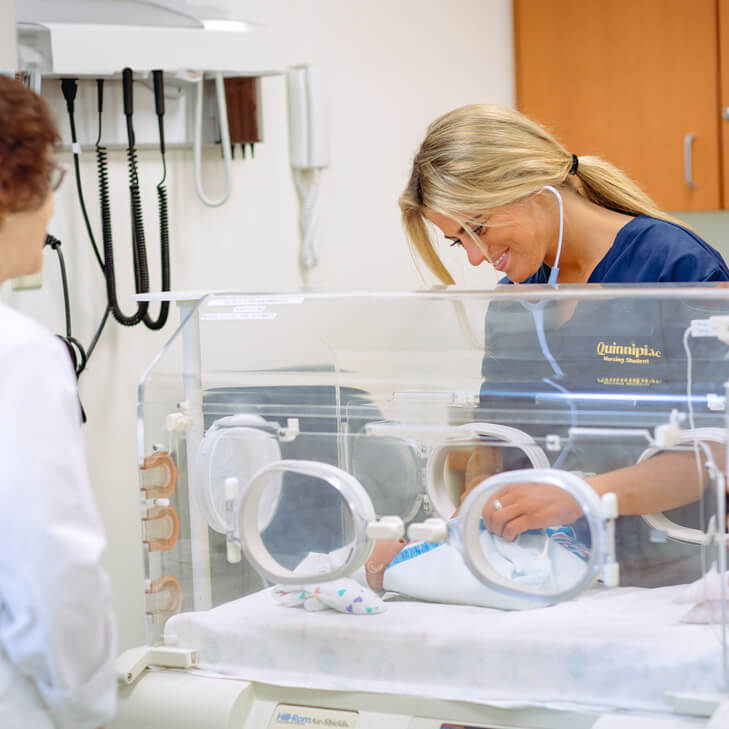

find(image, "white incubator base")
[110,584,729,729]
[111,671,729,729]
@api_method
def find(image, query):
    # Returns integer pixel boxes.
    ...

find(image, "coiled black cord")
[62,74,170,333]
[97,73,149,326]
[143,177,171,329]
[143,69,171,330]
[126,138,150,293]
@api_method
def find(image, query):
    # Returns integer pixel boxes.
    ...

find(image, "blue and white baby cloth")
[272,550,386,615]
[273,578,385,615]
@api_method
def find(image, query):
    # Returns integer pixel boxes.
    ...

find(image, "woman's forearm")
[587,447,722,515]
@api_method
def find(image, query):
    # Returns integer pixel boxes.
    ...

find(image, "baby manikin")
[362,524,590,611]
[273,525,589,615]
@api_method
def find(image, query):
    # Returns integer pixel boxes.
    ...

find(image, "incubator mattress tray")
[164,584,722,713]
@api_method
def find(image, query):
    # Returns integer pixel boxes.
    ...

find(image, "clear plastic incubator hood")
[115,285,729,729]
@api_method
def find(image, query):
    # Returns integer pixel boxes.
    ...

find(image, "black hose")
[55,81,111,380]
[45,234,72,338]
[45,234,88,378]
[60,78,105,271]
[85,306,111,364]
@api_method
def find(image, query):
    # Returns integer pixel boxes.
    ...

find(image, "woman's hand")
[481,482,583,541]
[447,445,503,516]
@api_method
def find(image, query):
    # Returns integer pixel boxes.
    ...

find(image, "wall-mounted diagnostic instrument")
[287,64,329,271]
[8,0,289,363]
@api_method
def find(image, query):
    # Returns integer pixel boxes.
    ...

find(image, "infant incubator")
[112,285,729,729]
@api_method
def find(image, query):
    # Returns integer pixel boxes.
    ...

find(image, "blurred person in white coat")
[0,74,116,729]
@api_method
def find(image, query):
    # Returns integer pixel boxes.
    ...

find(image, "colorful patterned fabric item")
[273,577,385,615]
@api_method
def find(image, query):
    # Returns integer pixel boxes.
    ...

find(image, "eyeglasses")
[48,162,67,192]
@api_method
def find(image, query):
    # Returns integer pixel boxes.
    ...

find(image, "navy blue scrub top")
[510,215,729,284]
[482,215,729,585]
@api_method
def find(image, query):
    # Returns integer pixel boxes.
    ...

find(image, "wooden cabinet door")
[514,0,721,210]
[718,0,729,207]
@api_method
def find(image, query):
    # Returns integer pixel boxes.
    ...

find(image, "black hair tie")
[569,153,579,175]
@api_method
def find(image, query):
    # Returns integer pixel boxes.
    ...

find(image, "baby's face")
[365,539,407,591]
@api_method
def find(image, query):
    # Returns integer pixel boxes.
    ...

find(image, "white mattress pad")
[164,584,724,713]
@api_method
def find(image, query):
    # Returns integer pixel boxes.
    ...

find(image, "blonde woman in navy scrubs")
[400,104,729,286]
[398,104,729,585]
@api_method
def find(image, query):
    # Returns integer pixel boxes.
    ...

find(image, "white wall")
[0,0,17,72]
[670,211,729,260]
[1,0,514,650]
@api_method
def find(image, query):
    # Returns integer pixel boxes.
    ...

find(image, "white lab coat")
[0,301,117,729]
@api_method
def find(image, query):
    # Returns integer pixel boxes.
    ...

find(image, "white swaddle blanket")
[382,526,589,610]
[675,562,729,624]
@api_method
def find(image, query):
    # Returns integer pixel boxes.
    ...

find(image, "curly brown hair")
[0,75,60,226]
